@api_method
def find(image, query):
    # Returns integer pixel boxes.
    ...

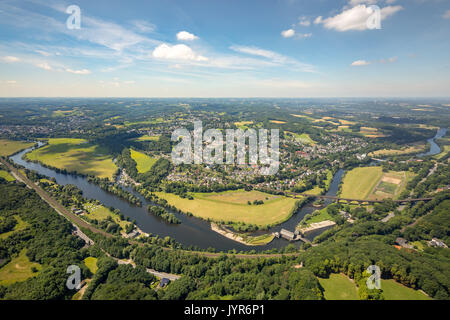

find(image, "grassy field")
[302,207,334,226]
[0,216,29,240]
[369,144,426,157]
[269,120,286,124]
[381,279,431,300]
[0,139,35,157]
[155,190,298,227]
[234,121,253,130]
[318,274,358,300]
[340,167,384,199]
[84,257,98,274]
[83,202,131,232]
[130,149,157,173]
[0,249,42,286]
[135,135,160,141]
[285,131,316,145]
[245,233,275,245]
[0,170,15,182]
[25,138,117,180]
[434,145,450,159]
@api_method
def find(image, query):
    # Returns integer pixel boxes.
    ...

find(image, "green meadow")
[130,149,157,173]
[155,189,298,227]
[0,139,35,157]
[318,274,358,300]
[0,249,42,286]
[25,138,117,180]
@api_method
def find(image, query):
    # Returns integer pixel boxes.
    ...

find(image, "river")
[417,127,447,157]
[10,146,344,251]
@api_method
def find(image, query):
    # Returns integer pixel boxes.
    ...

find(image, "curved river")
[10,145,343,252]
[9,127,445,251]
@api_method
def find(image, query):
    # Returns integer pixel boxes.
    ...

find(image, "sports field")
[318,274,358,300]
[155,190,299,227]
[341,167,412,200]
[25,138,117,180]
[381,279,431,300]
[0,139,35,156]
[130,149,157,173]
[340,167,384,199]
[0,249,42,286]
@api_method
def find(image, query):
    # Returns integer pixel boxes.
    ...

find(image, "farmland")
[0,139,35,157]
[155,189,299,227]
[130,149,157,173]
[0,170,15,182]
[25,138,117,180]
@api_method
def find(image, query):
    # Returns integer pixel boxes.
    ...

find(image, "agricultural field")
[0,139,35,156]
[285,131,316,145]
[0,170,15,182]
[135,135,160,141]
[434,145,450,159]
[380,279,431,300]
[340,167,412,200]
[155,190,298,227]
[359,127,386,138]
[369,144,426,157]
[25,138,117,180]
[0,249,42,286]
[340,167,383,199]
[269,120,286,124]
[130,149,157,173]
[234,121,253,130]
[0,216,29,240]
[318,274,358,300]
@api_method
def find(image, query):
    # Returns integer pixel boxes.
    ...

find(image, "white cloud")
[281,29,295,38]
[351,60,371,66]
[317,4,403,31]
[298,17,311,27]
[2,56,20,62]
[6,80,17,84]
[35,50,51,56]
[131,20,156,33]
[349,0,378,6]
[66,68,91,74]
[152,43,207,61]
[229,45,315,72]
[314,16,323,24]
[176,31,199,41]
[36,62,52,70]
[443,10,450,19]
[297,33,312,39]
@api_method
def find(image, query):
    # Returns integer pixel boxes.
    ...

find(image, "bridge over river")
[285,192,433,205]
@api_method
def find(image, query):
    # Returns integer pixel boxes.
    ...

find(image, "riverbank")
[210,223,275,246]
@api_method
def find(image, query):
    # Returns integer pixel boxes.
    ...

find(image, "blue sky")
[0,0,449,97]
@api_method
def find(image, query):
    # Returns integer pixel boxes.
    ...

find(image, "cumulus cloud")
[65,68,91,74]
[152,43,207,61]
[351,60,371,66]
[281,29,295,38]
[443,10,450,19]
[349,0,377,6]
[2,56,20,62]
[317,4,403,31]
[176,31,199,41]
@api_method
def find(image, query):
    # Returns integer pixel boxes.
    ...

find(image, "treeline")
[86,176,142,206]
[147,205,181,224]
